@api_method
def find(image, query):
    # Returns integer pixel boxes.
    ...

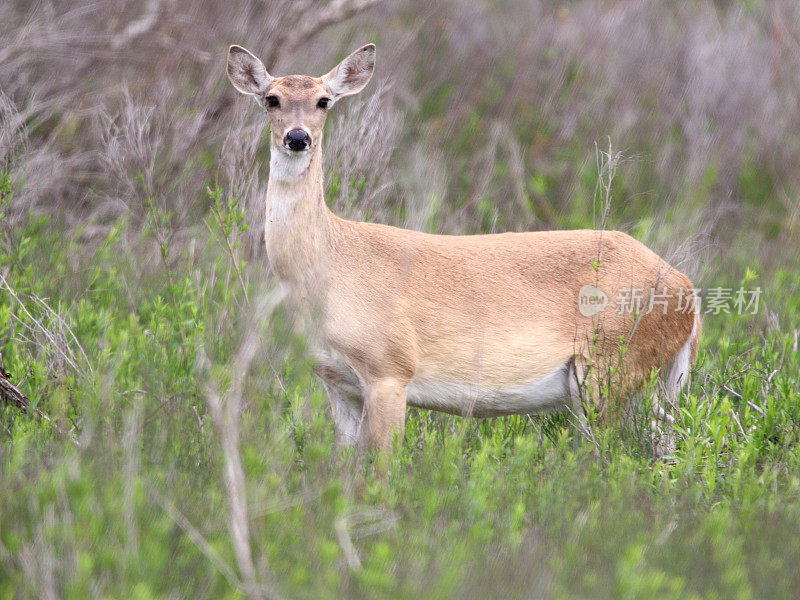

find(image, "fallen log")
[0,353,29,412]
[0,352,80,446]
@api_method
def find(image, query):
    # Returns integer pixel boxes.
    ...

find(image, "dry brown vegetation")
[2,1,799,267]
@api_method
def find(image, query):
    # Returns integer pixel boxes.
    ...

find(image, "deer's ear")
[322,44,375,104]
[227,45,272,96]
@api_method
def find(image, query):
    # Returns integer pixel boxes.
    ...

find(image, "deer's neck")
[265,144,332,301]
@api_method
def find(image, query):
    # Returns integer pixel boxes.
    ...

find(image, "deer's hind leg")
[649,330,695,458]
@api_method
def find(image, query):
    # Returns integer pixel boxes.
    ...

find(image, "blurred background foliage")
[1,0,800,598]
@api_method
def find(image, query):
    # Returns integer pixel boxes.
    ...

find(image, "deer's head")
[226,44,375,156]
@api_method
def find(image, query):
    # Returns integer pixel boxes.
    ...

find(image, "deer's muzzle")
[284,129,311,151]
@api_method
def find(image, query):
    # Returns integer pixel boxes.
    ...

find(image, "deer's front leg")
[315,357,364,446]
[322,380,363,446]
[362,377,408,452]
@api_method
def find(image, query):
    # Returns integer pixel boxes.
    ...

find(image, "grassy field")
[1,159,799,599]
[2,1,800,598]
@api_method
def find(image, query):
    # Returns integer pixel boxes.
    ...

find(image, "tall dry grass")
[0,1,797,262]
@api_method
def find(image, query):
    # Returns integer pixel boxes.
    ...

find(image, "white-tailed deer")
[226,43,700,455]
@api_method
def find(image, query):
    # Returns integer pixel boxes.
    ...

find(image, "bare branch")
[201,288,286,600]
[111,0,163,50]
[293,0,382,45]
[0,272,93,379]
[265,0,382,67]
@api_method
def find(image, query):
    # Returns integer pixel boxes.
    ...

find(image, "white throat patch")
[269,146,313,182]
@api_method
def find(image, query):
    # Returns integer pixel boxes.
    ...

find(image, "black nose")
[284,129,310,151]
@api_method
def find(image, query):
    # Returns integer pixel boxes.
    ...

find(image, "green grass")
[1,174,799,599]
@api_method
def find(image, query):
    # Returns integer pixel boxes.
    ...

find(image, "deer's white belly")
[315,351,572,418]
[406,362,572,417]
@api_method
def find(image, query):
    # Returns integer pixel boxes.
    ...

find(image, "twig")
[203,215,249,304]
[721,385,742,400]
[0,272,92,378]
[730,408,746,438]
[192,405,205,433]
[154,492,242,589]
[142,393,179,426]
[30,294,94,378]
[334,516,362,571]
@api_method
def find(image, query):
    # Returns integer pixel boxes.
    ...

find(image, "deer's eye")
[317,97,330,109]
[265,95,280,108]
